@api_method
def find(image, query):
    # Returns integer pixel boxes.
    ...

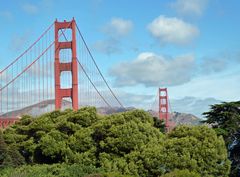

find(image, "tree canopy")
[0,130,25,168]
[203,101,240,145]
[161,169,200,177]
[203,101,240,177]
[0,107,230,176]
[164,125,230,177]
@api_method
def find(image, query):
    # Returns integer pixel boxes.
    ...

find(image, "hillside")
[171,97,222,118]
[170,111,201,125]
[148,110,201,126]
[1,100,134,118]
[1,100,201,126]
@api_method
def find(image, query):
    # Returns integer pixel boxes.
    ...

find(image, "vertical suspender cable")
[76,24,124,109]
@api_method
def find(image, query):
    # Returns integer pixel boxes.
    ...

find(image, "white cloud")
[109,52,195,87]
[93,18,133,55]
[170,0,209,16]
[22,3,38,14]
[103,18,133,37]
[94,17,133,55]
[147,15,199,45]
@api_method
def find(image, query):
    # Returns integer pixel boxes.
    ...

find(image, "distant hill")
[1,100,133,118]
[148,110,201,126]
[1,100,201,126]
[1,100,70,118]
[170,97,222,118]
[170,112,201,125]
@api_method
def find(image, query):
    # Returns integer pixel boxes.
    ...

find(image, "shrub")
[161,169,200,177]
[163,125,230,177]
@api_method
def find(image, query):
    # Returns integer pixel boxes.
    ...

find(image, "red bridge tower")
[159,88,169,131]
[54,19,78,110]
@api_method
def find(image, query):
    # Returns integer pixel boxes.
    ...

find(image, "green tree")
[203,101,240,177]
[93,110,165,177]
[153,116,165,133]
[163,125,230,177]
[3,107,99,164]
[0,129,10,167]
[160,169,200,177]
[0,163,103,177]
[0,130,25,168]
[202,101,240,145]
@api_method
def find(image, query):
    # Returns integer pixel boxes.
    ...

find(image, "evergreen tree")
[163,125,230,177]
[202,101,240,145]
[0,129,12,167]
[161,169,200,177]
[203,101,240,177]
[0,129,26,168]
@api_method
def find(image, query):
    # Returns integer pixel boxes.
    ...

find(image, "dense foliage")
[203,101,240,145]
[161,169,200,177]
[0,107,230,176]
[0,164,103,177]
[164,126,230,177]
[203,101,240,177]
[0,130,25,167]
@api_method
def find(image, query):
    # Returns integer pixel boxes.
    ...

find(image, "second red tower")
[159,88,169,130]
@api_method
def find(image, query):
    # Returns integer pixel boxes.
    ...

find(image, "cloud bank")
[170,0,209,16]
[110,52,195,87]
[148,15,199,45]
[93,18,133,55]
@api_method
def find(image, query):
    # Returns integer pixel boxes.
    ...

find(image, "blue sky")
[0,0,240,114]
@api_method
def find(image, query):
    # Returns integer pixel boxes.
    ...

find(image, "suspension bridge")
[0,18,173,130]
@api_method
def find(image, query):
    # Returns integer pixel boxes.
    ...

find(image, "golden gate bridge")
[0,18,172,130]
